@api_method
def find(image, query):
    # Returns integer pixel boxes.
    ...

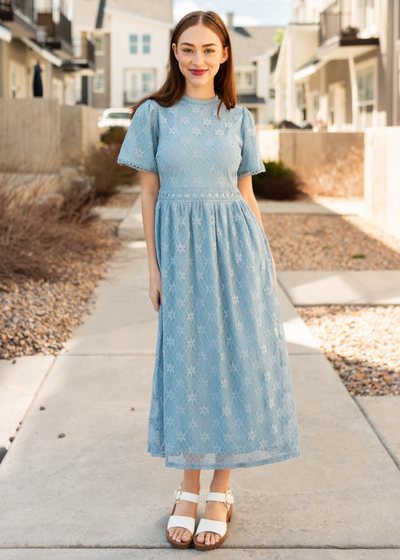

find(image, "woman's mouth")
[189,69,208,76]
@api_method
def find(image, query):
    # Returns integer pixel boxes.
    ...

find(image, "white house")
[104,7,173,108]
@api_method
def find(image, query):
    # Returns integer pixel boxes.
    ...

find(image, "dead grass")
[0,162,121,283]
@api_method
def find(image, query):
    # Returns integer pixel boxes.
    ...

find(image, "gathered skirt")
[147,189,301,469]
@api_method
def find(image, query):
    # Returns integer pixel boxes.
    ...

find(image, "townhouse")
[0,0,93,104]
[273,0,400,130]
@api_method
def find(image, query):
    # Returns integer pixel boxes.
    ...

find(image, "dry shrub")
[83,144,136,202]
[102,126,127,146]
[0,174,112,283]
[298,145,364,198]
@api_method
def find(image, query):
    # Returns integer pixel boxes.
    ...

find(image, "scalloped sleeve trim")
[117,156,159,175]
[237,165,265,180]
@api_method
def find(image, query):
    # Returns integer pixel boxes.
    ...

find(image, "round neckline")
[181,94,220,104]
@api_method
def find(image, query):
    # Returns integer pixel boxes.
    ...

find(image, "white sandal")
[193,487,234,551]
[165,480,200,549]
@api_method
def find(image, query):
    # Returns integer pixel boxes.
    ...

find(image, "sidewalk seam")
[353,397,400,472]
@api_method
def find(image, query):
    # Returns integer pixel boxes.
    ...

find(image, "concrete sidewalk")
[1,242,400,558]
[278,270,400,305]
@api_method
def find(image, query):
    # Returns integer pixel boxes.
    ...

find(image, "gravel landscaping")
[262,214,400,270]
[0,220,122,360]
[297,305,400,397]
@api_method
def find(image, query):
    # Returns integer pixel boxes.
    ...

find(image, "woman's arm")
[238,175,278,292]
[139,171,163,311]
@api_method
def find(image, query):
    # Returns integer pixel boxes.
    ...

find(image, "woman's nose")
[192,52,204,65]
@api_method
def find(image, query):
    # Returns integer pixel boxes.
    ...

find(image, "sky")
[173,0,292,27]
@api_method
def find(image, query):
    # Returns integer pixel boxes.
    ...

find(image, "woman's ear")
[221,46,229,64]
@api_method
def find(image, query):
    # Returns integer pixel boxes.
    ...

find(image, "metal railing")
[319,2,353,45]
[0,0,35,21]
[37,8,71,47]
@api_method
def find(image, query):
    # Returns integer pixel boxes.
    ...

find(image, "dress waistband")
[157,189,243,202]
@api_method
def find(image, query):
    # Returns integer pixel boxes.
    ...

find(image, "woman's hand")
[149,266,163,312]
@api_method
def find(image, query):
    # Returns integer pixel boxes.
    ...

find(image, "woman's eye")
[182,49,215,54]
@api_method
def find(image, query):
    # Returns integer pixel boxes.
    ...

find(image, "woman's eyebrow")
[180,42,217,47]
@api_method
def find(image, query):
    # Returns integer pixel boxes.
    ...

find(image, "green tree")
[274,28,285,46]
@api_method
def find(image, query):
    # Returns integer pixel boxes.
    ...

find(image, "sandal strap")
[167,515,196,535]
[206,489,234,507]
[195,517,227,538]
[174,489,199,504]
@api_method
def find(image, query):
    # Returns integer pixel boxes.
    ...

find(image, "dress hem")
[147,447,301,470]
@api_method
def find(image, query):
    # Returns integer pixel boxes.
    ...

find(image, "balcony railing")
[0,0,35,22]
[319,2,353,45]
[37,9,72,52]
[83,36,95,65]
[62,35,95,72]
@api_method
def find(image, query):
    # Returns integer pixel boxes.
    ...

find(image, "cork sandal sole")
[193,503,233,551]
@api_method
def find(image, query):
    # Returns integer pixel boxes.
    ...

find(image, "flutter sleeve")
[117,99,159,175]
[237,107,265,180]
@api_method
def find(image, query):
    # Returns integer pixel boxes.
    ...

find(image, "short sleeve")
[117,99,159,175]
[237,107,265,180]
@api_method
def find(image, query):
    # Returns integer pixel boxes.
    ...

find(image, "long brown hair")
[129,11,236,120]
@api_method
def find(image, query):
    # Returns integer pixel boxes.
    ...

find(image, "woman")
[117,10,301,552]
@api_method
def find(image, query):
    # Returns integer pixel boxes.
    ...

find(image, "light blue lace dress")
[118,94,301,470]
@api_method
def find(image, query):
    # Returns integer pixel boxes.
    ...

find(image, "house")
[72,0,174,112]
[226,12,278,124]
[273,0,400,130]
[0,0,85,104]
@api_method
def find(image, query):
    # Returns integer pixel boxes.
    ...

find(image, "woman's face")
[172,24,228,90]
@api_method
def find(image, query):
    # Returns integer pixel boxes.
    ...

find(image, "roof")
[237,94,266,104]
[229,26,278,66]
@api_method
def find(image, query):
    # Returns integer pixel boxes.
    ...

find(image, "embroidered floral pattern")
[117,94,301,470]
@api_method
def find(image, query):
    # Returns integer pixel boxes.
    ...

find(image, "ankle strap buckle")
[225,489,234,506]
[174,488,182,502]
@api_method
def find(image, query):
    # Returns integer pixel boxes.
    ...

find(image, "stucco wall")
[256,129,364,196]
[365,127,400,239]
[60,105,100,166]
[0,98,61,173]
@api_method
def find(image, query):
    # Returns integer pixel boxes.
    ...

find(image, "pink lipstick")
[189,69,208,75]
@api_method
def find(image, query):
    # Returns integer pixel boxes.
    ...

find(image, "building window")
[94,35,104,55]
[142,34,151,54]
[296,82,306,121]
[356,64,375,129]
[269,88,275,99]
[129,34,138,54]
[125,70,156,102]
[94,69,105,93]
[73,32,82,57]
[142,72,153,92]
[10,61,26,98]
[244,72,253,86]
[357,0,376,34]
[235,72,241,85]
[328,81,346,130]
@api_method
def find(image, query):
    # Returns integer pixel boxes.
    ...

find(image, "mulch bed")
[297,305,400,397]
[0,220,122,360]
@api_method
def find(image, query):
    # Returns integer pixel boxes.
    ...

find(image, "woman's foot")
[195,484,229,546]
[168,481,201,544]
